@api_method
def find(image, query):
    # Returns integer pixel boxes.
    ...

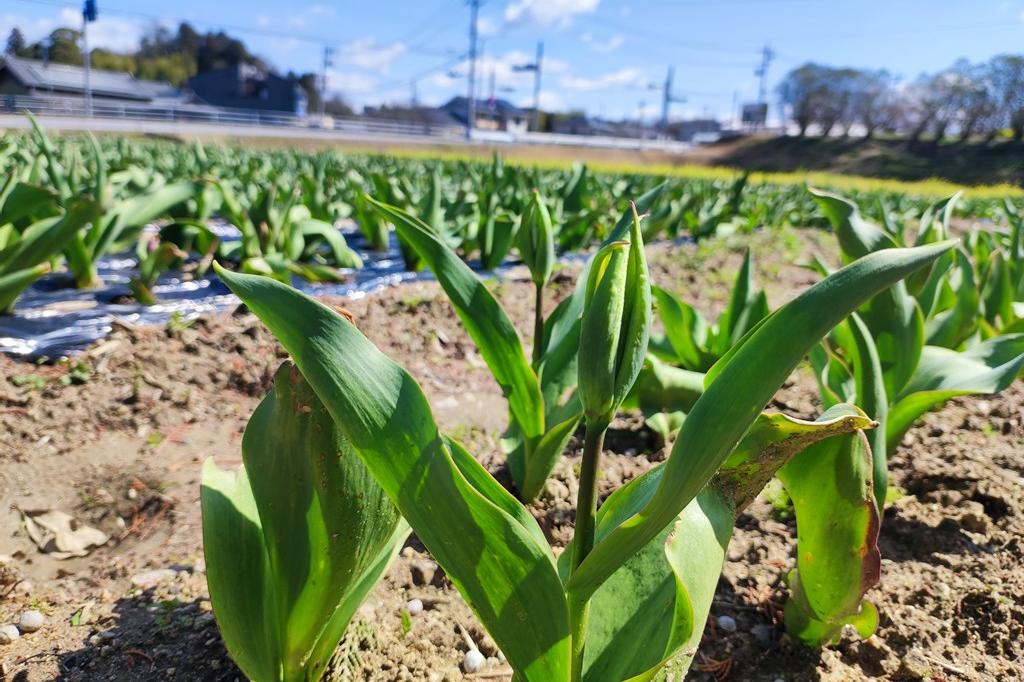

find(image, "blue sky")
[5,0,1024,121]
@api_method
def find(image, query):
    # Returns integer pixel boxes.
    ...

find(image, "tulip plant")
[201,362,408,682]
[366,186,665,502]
[810,188,1024,507]
[0,177,95,313]
[207,192,953,680]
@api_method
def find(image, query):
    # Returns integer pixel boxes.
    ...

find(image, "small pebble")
[0,624,20,644]
[405,598,424,615]
[463,648,485,673]
[18,610,45,633]
[750,623,774,648]
[716,615,737,632]
[410,560,437,586]
[131,569,178,588]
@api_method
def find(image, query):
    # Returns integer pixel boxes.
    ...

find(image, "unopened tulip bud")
[518,190,555,287]
[578,203,651,424]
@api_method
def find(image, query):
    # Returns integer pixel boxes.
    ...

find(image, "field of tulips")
[0,117,1022,681]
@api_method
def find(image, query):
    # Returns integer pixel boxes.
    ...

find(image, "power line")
[8,0,454,57]
[581,12,762,57]
[466,0,479,138]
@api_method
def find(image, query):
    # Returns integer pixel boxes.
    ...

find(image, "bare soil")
[1,228,1020,681]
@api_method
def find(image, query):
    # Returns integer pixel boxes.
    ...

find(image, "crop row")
[1,115,1019,313]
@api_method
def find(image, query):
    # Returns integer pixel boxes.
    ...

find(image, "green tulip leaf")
[214,265,571,682]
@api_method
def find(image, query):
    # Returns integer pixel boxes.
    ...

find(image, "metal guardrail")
[0,94,696,152]
[0,94,463,138]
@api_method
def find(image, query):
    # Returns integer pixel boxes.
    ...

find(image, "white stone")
[404,598,424,615]
[18,610,44,633]
[0,624,20,644]
[463,648,485,673]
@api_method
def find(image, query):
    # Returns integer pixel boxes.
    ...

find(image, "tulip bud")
[518,190,555,287]
[578,203,651,424]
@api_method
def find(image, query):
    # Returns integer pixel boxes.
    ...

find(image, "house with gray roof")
[440,96,528,133]
[0,55,178,102]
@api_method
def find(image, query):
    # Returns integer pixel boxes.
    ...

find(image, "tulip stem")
[532,281,545,366]
[568,419,607,681]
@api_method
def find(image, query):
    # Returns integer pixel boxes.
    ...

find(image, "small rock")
[716,615,737,633]
[897,648,931,680]
[18,610,45,633]
[975,400,991,417]
[131,569,178,588]
[0,624,20,644]
[542,478,570,503]
[193,613,216,630]
[958,501,989,534]
[750,623,775,648]
[400,546,417,559]
[961,512,989,534]
[463,648,485,673]
[127,488,139,501]
[410,560,436,587]
[405,599,424,615]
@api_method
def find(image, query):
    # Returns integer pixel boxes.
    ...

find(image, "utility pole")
[410,78,419,107]
[82,0,97,116]
[320,45,334,118]
[531,41,543,132]
[756,43,775,104]
[513,41,544,131]
[659,66,686,136]
[466,0,480,139]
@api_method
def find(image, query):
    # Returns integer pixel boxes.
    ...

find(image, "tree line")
[777,57,1024,143]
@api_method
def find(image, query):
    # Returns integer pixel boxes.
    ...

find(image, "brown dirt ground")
[0,228,1021,681]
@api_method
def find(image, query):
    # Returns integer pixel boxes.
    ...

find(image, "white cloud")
[59,8,145,53]
[284,5,334,29]
[560,67,648,92]
[339,39,407,73]
[327,71,376,94]
[518,90,566,111]
[0,9,148,54]
[306,4,335,17]
[255,15,271,27]
[434,50,567,92]
[504,0,600,28]
[0,13,59,45]
[477,16,499,36]
[581,32,623,52]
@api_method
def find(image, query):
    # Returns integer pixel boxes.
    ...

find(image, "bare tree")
[989,54,1024,142]
[849,70,898,138]
[777,63,846,136]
